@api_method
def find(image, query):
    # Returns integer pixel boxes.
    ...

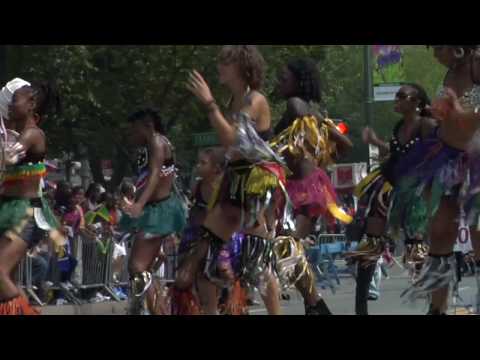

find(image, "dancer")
[120,107,187,315]
[394,45,480,315]
[179,45,288,315]
[271,58,353,315]
[347,83,434,315]
[0,81,63,315]
[179,147,226,314]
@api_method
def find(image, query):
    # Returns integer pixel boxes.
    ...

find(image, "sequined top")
[438,84,480,110]
[227,111,284,165]
[134,135,176,191]
[381,120,423,186]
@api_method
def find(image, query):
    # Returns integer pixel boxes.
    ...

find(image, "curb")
[40,301,128,316]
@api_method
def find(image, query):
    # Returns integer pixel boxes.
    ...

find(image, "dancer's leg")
[426,198,458,315]
[0,234,28,301]
[354,215,386,315]
[293,214,331,314]
[128,233,164,315]
[196,274,220,315]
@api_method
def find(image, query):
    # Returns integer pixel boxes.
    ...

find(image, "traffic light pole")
[363,45,375,169]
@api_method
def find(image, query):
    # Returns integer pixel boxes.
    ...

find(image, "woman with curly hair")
[176,45,288,315]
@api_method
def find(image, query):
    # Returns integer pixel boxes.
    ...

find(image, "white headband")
[0,78,31,121]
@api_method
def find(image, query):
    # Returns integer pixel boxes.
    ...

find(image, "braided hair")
[27,81,62,121]
[218,45,266,90]
[128,107,165,134]
[404,83,431,117]
[287,58,322,103]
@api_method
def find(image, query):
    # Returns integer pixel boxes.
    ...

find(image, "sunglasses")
[395,92,415,101]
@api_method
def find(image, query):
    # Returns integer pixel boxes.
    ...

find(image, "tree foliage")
[3,45,444,188]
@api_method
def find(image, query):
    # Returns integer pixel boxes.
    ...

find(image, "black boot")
[426,304,447,316]
[305,299,332,315]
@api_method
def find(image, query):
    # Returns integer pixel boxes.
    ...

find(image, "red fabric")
[223,281,248,315]
[169,288,202,315]
[259,162,287,186]
[287,168,339,217]
[0,296,40,315]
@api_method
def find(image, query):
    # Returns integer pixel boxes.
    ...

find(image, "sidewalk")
[41,301,128,315]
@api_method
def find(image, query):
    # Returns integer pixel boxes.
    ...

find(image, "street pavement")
[42,260,479,315]
[249,261,479,316]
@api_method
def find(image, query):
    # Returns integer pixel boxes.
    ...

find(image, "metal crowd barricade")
[15,255,46,306]
[111,234,179,294]
[17,231,181,307]
[308,234,348,292]
[76,236,119,301]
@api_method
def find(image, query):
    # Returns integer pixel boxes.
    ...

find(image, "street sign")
[193,132,219,147]
[373,45,405,103]
[374,84,403,102]
[329,163,368,189]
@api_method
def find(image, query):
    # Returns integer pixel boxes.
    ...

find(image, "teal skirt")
[0,197,60,234]
[120,195,187,238]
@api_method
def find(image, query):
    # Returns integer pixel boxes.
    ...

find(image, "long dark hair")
[286,58,322,103]
[27,81,62,122]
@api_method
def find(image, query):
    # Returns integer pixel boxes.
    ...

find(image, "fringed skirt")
[0,196,65,248]
[211,159,291,230]
[287,168,352,224]
[120,195,187,238]
[388,131,467,240]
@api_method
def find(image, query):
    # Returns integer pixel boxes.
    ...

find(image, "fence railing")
[16,233,178,308]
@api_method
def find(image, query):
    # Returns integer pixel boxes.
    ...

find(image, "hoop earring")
[454,48,465,59]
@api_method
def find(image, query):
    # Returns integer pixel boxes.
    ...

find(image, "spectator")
[27,237,51,303]
[84,183,106,213]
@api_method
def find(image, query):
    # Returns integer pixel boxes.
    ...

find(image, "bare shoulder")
[248,90,269,110]
[421,116,438,134]
[19,127,45,148]
[286,97,309,118]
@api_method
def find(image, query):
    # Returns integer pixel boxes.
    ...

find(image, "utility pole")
[364,45,374,128]
[363,45,376,169]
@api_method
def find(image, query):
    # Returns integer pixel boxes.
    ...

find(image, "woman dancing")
[347,83,434,315]
[177,45,288,315]
[121,107,187,315]
[0,81,63,315]
[271,58,353,315]
[393,45,480,315]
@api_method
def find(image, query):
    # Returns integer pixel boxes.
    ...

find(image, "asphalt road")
[249,262,479,316]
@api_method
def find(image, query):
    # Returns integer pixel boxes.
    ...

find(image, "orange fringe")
[0,296,40,316]
[169,288,202,315]
[223,281,249,316]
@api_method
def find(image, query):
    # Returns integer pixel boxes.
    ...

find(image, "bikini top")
[2,129,46,186]
[135,134,176,191]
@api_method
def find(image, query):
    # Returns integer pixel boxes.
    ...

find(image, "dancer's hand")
[125,202,144,219]
[186,70,215,106]
[442,87,474,122]
[362,127,378,145]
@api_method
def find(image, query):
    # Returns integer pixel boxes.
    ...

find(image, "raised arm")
[362,127,390,155]
[187,70,236,148]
